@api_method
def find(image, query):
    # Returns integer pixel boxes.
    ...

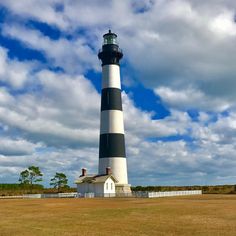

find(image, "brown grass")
[0,194,236,236]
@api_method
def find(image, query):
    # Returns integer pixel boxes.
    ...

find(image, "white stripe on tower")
[102,65,121,89]
[100,110,124,134]
[98,158,128,184]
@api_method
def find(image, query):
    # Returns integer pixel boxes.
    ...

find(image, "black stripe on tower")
[98,44,123,66]
[99,133,126,158]
[101,88,122,111]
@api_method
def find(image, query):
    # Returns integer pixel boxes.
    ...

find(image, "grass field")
[0,194,236,236]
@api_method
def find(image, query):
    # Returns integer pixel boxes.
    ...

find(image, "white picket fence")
[0,191,202,199]
[23,194,41,199]
[0,192,78,199]
[0,195,23,199]
[41,193,78,198]
[134,190,202,198]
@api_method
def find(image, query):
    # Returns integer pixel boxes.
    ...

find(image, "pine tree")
[50,173,68,192]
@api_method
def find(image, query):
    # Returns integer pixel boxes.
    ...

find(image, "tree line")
[131,185,236,194]
[0,166,75,196]
[18,166,69,191]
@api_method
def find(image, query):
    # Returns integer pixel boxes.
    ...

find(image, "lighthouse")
[98,30,131,194]
[76,31,131,197]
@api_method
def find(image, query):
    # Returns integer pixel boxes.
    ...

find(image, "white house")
[75,168,118,197]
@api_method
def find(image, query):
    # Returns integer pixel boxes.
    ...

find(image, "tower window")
[103,34,118,45]
[106,183,108,190]
[111,183,113,190]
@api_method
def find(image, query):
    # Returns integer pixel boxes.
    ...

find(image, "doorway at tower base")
[115,184,132,197]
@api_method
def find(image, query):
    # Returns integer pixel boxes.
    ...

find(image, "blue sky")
[0,0,236,187]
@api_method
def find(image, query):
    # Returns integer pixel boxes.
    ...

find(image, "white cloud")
[0,48,101,148]
[2,24,98,73]
[0,87,14,105]
[0,0,69,29]
[123,93,181,138]
[127,125,236,185]
[209,10,236,37]
[155,86,231,111]
[0,138,38,156]
[0,71,100,147]
[118,0,236,111]
[0,47,36,88]
[125,106,236,185]
[210,112,236,144]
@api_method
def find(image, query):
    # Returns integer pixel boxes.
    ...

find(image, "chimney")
[106,167,112,175]
[81,168,87,177]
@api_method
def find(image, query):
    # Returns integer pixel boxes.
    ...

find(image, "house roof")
[75,174,118,184]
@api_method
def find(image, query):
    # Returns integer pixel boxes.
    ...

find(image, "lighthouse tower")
[98,30,131,194]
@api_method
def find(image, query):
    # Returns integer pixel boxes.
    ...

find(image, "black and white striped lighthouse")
[98,30,131,193]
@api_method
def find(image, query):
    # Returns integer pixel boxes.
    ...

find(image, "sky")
[0,0,236,187]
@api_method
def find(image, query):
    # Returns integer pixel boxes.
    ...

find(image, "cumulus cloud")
[119,0,236,111]
[155,86,231,111]
[0,138,37,156]
[123,93,183,138]
[0,0,69,29]
[2,24,98,73]
[0,47,37,88]
[127,117,236,186]
[0,71,100,148]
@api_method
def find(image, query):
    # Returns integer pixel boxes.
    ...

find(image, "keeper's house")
[75,168,118,197]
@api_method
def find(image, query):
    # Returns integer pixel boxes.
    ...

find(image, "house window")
[111,183,113,190]
[106,183,108,190]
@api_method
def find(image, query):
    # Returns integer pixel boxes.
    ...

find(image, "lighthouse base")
[115,184,132,197]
